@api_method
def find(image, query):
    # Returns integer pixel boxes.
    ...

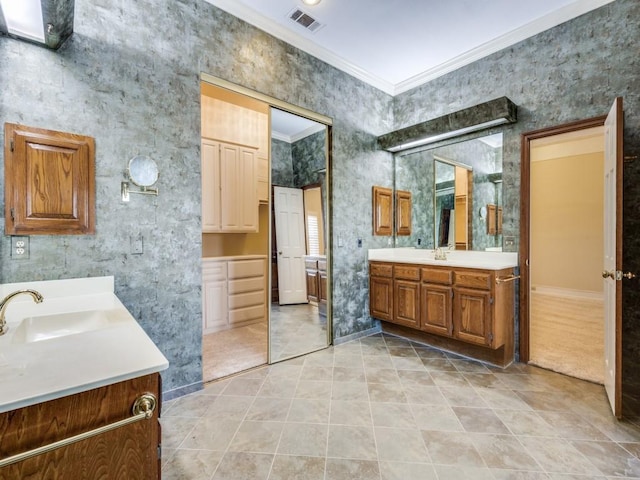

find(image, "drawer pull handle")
[0,393,157,468]
[495,275,520,284]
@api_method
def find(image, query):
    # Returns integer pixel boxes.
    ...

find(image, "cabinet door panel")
[453,287,492,346]
[306,269,319,302]
[421,284,452,336]
[201,140,221,232]
[370,276,393,321]
[394,280,420,329]
[0,375,160,480]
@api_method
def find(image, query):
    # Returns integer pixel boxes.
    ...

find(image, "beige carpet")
[202,322,268,383]
[529,289,604,384]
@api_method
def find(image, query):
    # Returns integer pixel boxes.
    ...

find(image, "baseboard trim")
[162,381,203,401]
[334,325,382,345]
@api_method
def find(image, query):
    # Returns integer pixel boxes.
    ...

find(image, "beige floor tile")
[420,357,457,372]
[433,465,494,479]
[287,397,330,423]
[295,380,332,399]
[429,371,471,388]
[160,416,200,449]
[453,406,510,434]
[228,420,284,454]
[537,411,611,441]
[439,386,488,408]
[333,354,364,368]
[330,400,373,426]
[450,358,492,373]
[221,377,265,396]
[491,469,551,479]
[162,449,224,480]
[162,392,215,417]
[402,385,448,405]
[463,372,509,388]
[379,461,437,480]
[327,425,378,460]
[300,365,334,381]
[245,397,292,422]
[180,418,241,451]
[410,404,463,431]
[370,402,415,428]
[278,422,328,457]
[475,387,534,410]
[368,382,408,403]
[374,426,430,462]
[570,440,640,477]
[396,370,435,387]
[518,436,602,476]
[268,455,326,480]
[257,377,298,398]
[333,366,366,382]
[211,451,273,480]
[365,366,402,385]
[332,381,369,401]
[421,430,484,467]
[325,458,381,480]
[494,409,558,437]
[470,433,541,470]
[203,395,254,419]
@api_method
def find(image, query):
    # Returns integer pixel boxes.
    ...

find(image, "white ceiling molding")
[272,123,325,143]
[394,0,617,95]
[207,0,615,97]
[207,0,395,95]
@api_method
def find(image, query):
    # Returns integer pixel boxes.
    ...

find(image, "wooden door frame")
[519,115,606,362]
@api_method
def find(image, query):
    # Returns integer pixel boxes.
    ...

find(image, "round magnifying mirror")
[128,155,159,187]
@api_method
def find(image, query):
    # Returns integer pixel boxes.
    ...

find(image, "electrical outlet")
[11,236,29,259]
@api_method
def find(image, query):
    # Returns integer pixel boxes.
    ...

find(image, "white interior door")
[603,97,623,418]
[274,186,308,304]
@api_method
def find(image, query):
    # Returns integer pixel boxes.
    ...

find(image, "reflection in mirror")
[395,133,503,251]
[270,108,330,362]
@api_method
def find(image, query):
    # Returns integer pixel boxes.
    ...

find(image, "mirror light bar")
[378,97,517,153]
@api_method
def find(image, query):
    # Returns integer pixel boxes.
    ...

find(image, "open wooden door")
[603,97,623,418]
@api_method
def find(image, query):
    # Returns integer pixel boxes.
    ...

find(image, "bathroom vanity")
[0,277,168,479]
[369,248,518,367]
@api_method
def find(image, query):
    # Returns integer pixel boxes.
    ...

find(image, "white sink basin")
[11,310,117,344]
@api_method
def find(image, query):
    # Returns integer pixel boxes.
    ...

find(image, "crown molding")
[394,0,616,95]
[272,123,326,144]
[208,0,615,97]
[207,0,396,95]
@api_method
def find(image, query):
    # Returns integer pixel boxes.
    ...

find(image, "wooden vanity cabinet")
[393,265,420,329]
[0,373,161,480]
[370,260,515,366]
[420,267,453,337]
[305,256,328,316]
[369,263,393,321]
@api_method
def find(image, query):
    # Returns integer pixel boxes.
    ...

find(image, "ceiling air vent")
[288,8,323,33]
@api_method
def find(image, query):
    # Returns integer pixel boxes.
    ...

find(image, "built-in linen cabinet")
[370,260,515,366]
[202,256,267,334]
[201,139,258,233]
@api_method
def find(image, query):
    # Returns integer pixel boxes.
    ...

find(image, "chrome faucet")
[0,289,44,335]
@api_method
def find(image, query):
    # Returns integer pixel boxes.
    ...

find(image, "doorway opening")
[527,125,605,383]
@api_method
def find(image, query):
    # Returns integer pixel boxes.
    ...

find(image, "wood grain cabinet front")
[0,374,161,480]
[4,123,95,235]
[369,261,515,366]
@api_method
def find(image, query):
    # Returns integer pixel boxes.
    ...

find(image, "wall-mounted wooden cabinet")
[4,123,95,235]
[395,190,412,236]
[202,139,258,233]
[372,186,393,236]
[370,260,515,366]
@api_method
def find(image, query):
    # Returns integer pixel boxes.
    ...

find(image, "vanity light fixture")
[302,0,322,5]
[378,97,517,153]
[0,0,74,50]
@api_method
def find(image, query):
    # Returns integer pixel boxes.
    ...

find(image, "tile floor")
[270,303,328,362]
[161,333,640,480]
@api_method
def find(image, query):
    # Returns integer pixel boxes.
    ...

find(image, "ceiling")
[208,0,615,96]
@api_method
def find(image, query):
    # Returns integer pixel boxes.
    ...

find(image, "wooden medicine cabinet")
[4,123,95,235]
[372,186,393,236]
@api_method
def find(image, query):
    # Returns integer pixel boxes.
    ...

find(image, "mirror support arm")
[121,182,159,202]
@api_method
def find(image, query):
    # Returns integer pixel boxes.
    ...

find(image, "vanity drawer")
[421,268,453,285]
[454,270,492,290]
[317,260,327,272]
[305,259,318,270]
[370,263,393,278]
[394,265,420,281]
[228,259,264,279]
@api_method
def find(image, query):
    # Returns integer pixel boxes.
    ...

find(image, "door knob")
[622,272,637,279]
[278,251,283,255]
[602,270,615,279]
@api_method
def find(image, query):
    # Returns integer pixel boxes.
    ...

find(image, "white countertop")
[0,276,168,413]
[368,248,518,270]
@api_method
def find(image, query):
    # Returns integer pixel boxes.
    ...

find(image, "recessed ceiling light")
[301,0,321,6]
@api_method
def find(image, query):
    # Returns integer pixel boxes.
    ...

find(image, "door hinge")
[10,208,15,223]
[488,332,494,342]
[157,444,162,459]
[10,139,14,152]
[489,297,494,305]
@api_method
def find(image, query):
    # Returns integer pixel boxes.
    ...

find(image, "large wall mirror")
[199,74,331,383]
[270,108,331,362]
[395,133,504,251]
